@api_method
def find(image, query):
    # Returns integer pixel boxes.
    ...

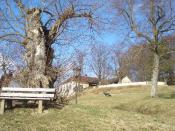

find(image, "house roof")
[65,76,99,84]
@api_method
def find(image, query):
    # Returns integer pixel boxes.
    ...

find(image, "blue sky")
[0,0,132,77]
[0,0,175,81]
[3,0,170,78]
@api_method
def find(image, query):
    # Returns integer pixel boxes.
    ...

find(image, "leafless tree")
[111,43,129,83]
[73,49,86,75]
[89,43,111,84]
[0,53,15,76]
[114,0,175,97]
[122,44,153,82]
[0,43,23,76]
[0,0,102,88]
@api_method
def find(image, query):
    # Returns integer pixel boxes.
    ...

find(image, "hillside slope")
[0,86,175,131]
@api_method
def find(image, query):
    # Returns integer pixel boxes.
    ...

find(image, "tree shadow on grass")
[158,93,175,99]
[6,100,65,112]
[113,102,162,115]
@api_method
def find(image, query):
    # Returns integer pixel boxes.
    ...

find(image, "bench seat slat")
[0,93,54,98]
[0,97,51,100]
[1,87,55,92]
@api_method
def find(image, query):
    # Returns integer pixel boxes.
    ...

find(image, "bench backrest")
[0,87,56,100]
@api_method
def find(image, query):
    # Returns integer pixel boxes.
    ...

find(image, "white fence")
[98,82,166,88]
[57,81,167,97]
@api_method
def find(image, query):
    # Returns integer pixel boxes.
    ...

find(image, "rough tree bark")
[24,8,53,88]
[0,0,93,88]
[151,52,160,97]
[19,4,92,88]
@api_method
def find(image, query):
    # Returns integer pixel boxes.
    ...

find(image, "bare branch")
[49,5,93,42]
[160,50,175,58]
[0,33,23,39]
[14,0,26,15]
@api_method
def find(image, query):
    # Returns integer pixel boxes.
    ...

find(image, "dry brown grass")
[0,85,175,131]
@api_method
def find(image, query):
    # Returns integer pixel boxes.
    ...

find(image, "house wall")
[81,83,89,88]
[121,76,132,83]
[57,81,89,97]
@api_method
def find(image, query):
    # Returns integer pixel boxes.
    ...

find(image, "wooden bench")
[0,87,56,114]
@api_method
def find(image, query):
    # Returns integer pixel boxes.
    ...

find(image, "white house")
[121,76,132,83]
[57,76,99,96]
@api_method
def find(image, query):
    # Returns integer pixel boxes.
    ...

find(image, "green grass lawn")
[1,86,175,131]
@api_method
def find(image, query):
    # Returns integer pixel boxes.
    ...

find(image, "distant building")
[108,78,119,84]
[57,76,99,96]
[108,76,132,84]
[121,76,132,83]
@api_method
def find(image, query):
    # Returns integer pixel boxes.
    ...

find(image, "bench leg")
[0,100,5,115]
[38,100,43,113]
[7,100,12,109]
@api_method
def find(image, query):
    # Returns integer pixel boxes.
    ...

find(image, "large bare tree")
[89,43,111,84]
[0,0,99,88]
[114,0,175,97]
[111,43,130,83]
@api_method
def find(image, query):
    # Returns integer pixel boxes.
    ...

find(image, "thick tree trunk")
[24,8,54,88]
[20,7,92,88]
[151,52,160,97]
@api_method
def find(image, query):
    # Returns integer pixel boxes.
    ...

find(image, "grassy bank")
[0,86,175,131]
